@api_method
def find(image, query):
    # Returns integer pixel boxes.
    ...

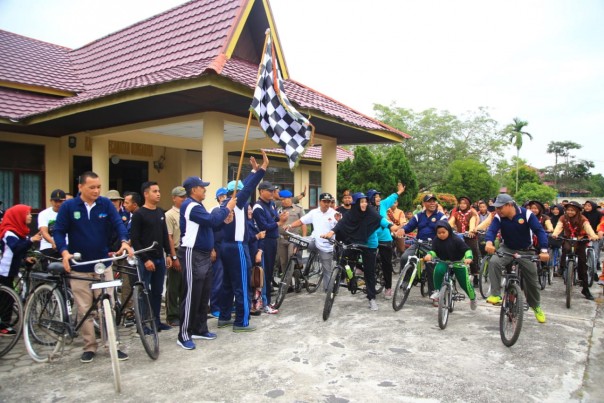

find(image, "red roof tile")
[263,145,353,162]
[0,0,407,139]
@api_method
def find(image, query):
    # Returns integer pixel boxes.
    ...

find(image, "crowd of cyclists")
[2,150,604,360]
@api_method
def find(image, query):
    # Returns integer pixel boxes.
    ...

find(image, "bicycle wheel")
[323,266,342,321]
[273,259,296,309]
[133,283,159,360]
[587,248,596,288]
[437,283,450,330]
[538,261,547,290]
[0,286,23,358]
[102,298,121,393]
[23,284,65,363]
[420,264,428,297]
[392,263,415,311]
[391,248,401,274]
[566,260,574,309]
[500,282,524,347]
[478,256,490,299]
[304,252,323,293]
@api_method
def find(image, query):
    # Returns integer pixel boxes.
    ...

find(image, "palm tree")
[506,117,532,193]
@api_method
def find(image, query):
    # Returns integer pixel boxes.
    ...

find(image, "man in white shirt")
[38,189,67,257]
[284,192,337,291]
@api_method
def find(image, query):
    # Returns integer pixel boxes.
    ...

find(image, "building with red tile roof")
[0,0,408,211]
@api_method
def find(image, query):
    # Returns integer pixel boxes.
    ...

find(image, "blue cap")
[215,187,228,198]
[279,190,293,198]
[366,189,381,202]
[182,176,210,190]
[351,192,367,204]
[226,180,244,192]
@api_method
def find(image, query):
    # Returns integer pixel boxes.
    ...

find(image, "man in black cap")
[37,189,66,258]
[253,180,289,313]
[484,194,549,323]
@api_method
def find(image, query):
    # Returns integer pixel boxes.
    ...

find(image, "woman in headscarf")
[0,204,42,335]
[549,204,564,228]
[552,201,599,300]
[322,192,401,311]
[449,196,480,286]
[583,201,602,272]
[424,221,477,310]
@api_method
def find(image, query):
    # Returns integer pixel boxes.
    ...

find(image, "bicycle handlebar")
[555,236,590,243]
[495,251,540,261]
[70,242,158,266]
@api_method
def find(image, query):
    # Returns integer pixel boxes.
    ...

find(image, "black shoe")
[80,351,96,363]
[472,276,479,287]
[581,288,594,300]
[117,350,129,361]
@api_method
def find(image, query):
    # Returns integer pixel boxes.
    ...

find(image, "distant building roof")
[263,145,353,162]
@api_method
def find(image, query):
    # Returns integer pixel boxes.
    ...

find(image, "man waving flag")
[250,29,313,170]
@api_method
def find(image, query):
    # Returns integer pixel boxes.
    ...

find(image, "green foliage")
[505,164,541,196]
[372,105,507,191]
[505,117,532,150]
[514,182,558,205]
[413,192,458,210]
[439,159,499,203]
[585,174,604,196]
[337,145,419,211]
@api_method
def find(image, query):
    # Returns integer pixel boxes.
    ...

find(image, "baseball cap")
[351,192,367,204]
[422,194,437,202]
[50,189,66,201]
[319,192,334,201]
[258,181,276,191]
[279,190,293,198]
[226,180,244,192]
[216,187,228,198]
[492,194,515,207]
[171,186,186,197]
[182,176,210,190]
[106,190,123,200]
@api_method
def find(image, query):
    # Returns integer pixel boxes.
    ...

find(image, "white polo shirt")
[300,207,338,253]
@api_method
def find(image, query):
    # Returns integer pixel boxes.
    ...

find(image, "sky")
[1,0,603,174]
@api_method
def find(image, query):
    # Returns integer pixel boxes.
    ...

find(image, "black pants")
[378,242,393,289]
[361,248,378,301]
[178,248,212,343]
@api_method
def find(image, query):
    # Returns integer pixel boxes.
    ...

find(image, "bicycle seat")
[47,262,66,275]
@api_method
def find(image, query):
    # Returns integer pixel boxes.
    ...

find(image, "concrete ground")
[1,275,603,402]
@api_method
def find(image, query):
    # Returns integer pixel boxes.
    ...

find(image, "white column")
[321,139,337,196]
[202,113,225,193]
[91,136,109,193]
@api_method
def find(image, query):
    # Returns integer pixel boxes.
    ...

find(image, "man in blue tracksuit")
[253,179,288,313]
[209,187,228,318]
[177,176,236,350]
[367,182,406,299]
[218,152,268,331]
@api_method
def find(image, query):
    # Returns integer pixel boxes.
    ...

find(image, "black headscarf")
[583,201,602,231]
[334,199,383,244]
[550,204,564,228]
[431,221,470,261]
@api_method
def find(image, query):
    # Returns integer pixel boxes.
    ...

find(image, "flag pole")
[232,29,272,198]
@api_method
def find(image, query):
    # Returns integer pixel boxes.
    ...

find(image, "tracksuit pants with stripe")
[178,247,212,343]
[261,237,278,306]
[210,243,224,315]
[218,241,252,327]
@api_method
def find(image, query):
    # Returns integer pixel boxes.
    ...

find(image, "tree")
[504,163,542,197]
[504,117,532,193]
[438,159,499,203]
[546,141,581,187]
[372,105,507,191]
[337,145,419,211]
[514,182,557,205]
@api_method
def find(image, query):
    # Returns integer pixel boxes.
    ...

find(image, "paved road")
[1,276,603,402]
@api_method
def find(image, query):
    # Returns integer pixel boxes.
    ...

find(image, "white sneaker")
[598,278,604,286]
[383,288,393,300]
[470,299,477,311]
[369,299,378,311]
[430,291,440,300]
[263,305,279,315]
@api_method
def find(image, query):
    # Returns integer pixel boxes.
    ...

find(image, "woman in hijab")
[424,221,477,310]
[583,201,602,272]
[0,204,42,335]
[549,204,564,228]
[322,192,401,311]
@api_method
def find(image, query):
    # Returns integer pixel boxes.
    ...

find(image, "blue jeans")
[137,257,166,326]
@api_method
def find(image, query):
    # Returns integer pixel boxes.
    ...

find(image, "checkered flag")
[250,31,312,170]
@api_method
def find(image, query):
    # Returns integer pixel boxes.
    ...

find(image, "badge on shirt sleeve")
[74,211,81,220]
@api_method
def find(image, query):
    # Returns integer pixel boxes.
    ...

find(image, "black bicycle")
[495,251,539,347]
[392,236,432,312]
[557,236,591,309]
[432,259,467,330]
[0,285,23,358]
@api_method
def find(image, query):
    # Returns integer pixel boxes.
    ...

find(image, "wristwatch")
[171,255,178,260]
[540,249,547,254]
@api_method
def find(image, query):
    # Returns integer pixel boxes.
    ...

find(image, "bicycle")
[323,239,381,321]
[586,242,597,288]
[22,243,156,392]
[273,232,323,309]
[495,251,539,347]
[431,258,467,330]
[0,285,23,358]
[557,236,591,309]
[392,236,432,312]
